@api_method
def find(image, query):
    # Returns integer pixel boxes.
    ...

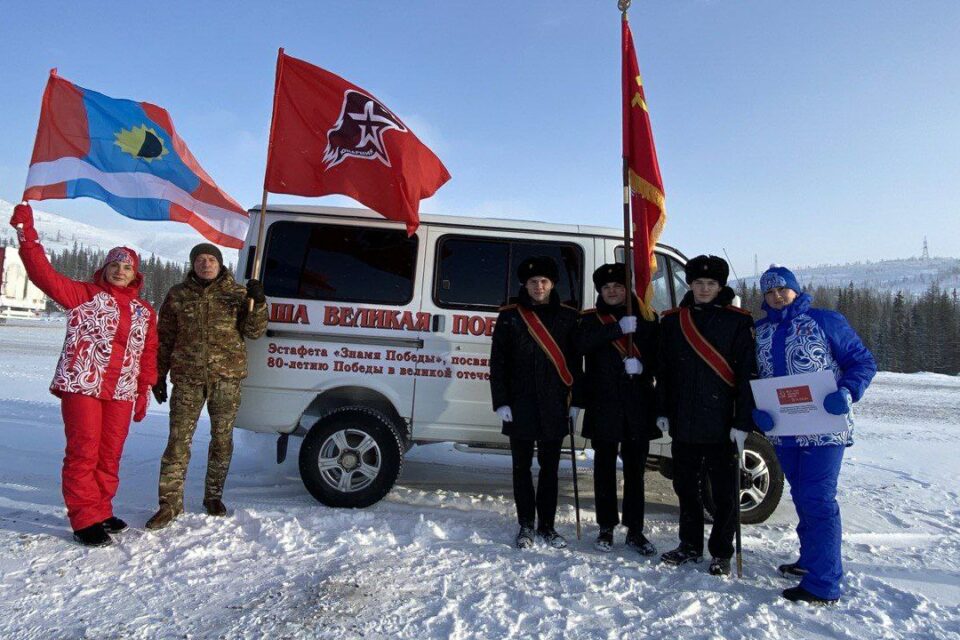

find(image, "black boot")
[778,561,809,579]
[594,527,614,552]
[625,529,657,556]
[102,516,128,534]
[73,523,112,547]
[203,499,227,517]
[660,543,702,566]
[537,527,568,549]
[516,525,535,549]
[782,586,838,605]
[708,557,731,576]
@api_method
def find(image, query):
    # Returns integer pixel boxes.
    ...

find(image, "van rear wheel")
[702,433,784,525]
[298,406,404,508]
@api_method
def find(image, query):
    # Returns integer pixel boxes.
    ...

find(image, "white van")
[234,205,783,523]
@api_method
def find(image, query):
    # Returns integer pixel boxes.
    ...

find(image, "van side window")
[262,221,418,305]
[668,257,689,305]
[435,236,583,310]
[614,247,672,312]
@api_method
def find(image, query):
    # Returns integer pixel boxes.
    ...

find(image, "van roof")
[251,204,686,259]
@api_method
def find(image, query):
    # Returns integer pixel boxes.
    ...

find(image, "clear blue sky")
[2,1,958,276]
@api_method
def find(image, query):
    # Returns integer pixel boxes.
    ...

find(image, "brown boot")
[203,498,227,517]
[145,504,179,530]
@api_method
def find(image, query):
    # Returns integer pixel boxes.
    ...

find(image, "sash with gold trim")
[678,307,735,387]
[597,312,642,359]
[517,305,574,387]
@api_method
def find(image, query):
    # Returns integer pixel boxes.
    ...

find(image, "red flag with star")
[264,49,450,235]
[622,17,666,320]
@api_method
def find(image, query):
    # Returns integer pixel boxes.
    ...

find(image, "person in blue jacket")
[752,265,877,604]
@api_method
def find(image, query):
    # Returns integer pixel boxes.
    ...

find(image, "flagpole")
[620,0,636,360]
[249,48,286,310]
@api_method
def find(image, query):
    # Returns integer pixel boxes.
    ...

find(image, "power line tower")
[922,236,930,261]
[754,254,758,278]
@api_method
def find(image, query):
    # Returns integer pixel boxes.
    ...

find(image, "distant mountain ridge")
[739,257,960,296]
[0,199,239,266]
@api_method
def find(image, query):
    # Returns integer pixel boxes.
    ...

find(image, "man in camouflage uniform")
[145,243,268,529]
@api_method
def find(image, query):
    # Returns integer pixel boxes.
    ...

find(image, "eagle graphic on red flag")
[622,18,666,320]
[264,50,450,235]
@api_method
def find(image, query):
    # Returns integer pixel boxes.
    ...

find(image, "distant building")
[0,247,47,321]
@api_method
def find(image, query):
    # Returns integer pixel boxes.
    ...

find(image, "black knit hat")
[592,263,626,290]
[684,255,729,286]
[517,256,559,283]
[189,242,223,267]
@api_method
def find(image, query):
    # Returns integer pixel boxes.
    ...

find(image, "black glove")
[246,278,266,304]
[152,376,168,404]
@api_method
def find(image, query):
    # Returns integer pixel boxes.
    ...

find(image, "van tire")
[298,406,404,508]
[701,433,784,525]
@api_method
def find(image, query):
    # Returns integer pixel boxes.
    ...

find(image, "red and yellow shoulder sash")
[596,312,642,359]
[517,305,574,387]
[678,307,735,387]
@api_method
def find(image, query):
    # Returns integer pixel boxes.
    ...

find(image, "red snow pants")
[60,393,133,530]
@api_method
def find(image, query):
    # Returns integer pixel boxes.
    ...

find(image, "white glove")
[568,406,582,421]
[730,428,748,455]
[656,416,669,433]
[496,406,513,422]
[618,315,637,334]
[623,357,642,375]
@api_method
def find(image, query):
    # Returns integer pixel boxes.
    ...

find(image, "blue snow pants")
[775,444,845,600]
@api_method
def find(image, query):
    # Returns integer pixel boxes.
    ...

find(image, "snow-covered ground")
[0,320,958,639]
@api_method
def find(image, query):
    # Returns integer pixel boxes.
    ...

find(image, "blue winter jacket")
[755,292,877,447]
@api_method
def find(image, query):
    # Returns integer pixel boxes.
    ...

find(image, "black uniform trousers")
[593,437,650,531]
[672,440,738,559]
[510,437,563,530]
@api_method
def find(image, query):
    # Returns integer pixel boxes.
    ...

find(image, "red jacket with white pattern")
[18,239,158,402]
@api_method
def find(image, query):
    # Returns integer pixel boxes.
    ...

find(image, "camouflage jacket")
[157,269,268,384]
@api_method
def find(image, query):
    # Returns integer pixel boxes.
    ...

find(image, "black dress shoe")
[516,525,535,549]
[782,586,838,605]
[537,527,568,549]
[660,543,703,566]
[73,523,112,547]
[102,516,128,534]
[625,530,657,556]
[708,557,731,576]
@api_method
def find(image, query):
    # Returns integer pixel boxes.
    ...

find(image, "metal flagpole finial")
[618,0,631,13]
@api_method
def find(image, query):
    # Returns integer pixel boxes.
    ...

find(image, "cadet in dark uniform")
[576,263,661,554]
[490,256,581,549]
[656,255,756,576]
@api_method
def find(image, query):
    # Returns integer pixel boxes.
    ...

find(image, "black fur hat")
[684,255,729,286]
[592,263,626,290]
[517,255,559,283]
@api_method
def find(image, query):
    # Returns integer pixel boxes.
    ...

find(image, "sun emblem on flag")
[114,125,169,162]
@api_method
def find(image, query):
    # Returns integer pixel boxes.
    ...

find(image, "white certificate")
[749,371,848,437]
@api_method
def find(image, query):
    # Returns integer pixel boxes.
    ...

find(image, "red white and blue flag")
[23,70,249,248]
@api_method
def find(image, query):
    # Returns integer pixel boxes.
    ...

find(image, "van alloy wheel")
[739,447,770,513]
[317,428,383,493]
[299,406,405,508]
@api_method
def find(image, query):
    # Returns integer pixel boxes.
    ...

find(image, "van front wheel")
[298,406,404,508]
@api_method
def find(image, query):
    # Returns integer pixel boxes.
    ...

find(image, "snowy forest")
[737,281,960,375]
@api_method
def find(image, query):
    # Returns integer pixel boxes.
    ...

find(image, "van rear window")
[435,236,583,311]
[262,221,418,305]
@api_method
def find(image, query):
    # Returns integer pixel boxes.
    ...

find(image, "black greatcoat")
[575,296,662,443]
[489,289,581,441]
[657,287,757,444]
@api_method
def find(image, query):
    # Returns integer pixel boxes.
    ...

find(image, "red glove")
[10,203,38,243]
[133,388,150,422]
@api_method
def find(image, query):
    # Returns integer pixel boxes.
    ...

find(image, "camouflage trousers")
[157,379,242,512]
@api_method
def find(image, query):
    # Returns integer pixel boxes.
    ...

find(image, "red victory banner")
[621,10,666,321]
[263,49,450,236]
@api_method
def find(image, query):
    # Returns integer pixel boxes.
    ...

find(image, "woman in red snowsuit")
[10,203,158,547]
